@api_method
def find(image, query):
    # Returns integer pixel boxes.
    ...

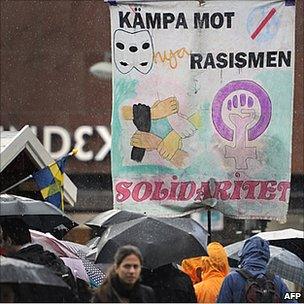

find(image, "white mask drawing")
[113,29,154,74]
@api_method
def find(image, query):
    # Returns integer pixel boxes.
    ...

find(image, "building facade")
[1,1,303,240]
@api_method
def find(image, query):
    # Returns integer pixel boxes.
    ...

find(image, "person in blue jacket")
[217,236,296,303]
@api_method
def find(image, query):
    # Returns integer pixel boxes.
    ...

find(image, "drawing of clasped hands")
[167,112,197,138]
[156,110,200,163]
[122,97,179,163]
[124,96,200,166]
[130,130,188,168]
[121,96,178,120]
[148,97,193,163]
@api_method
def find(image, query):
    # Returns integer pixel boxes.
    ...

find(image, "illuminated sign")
[0,125,111,162]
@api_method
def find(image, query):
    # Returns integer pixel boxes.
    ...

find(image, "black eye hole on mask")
[116,42,125,50]
[120,62,128,66]
[129,46,138,53]
[140,62,148,66]
[142,42,150,50]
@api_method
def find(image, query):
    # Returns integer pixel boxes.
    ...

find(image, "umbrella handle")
[207,209,212,244]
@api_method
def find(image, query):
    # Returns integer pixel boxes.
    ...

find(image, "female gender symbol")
[212,80,272,141]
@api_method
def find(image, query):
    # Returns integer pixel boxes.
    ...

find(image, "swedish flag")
[32,149,77,210]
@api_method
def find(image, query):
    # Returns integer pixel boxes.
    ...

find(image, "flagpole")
[68,148,78,157]
[0,175,33,194]
[58,148,78,211]
[1,148,78,206]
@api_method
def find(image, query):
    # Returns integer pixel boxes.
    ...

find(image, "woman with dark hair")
[92,245,155,303]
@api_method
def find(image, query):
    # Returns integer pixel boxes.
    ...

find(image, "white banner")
[109,0,295,222]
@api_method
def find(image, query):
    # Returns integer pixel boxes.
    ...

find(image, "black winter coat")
[141,264,197,303]
[92,275,155,303]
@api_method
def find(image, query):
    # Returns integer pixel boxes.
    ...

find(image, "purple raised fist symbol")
[212,80,272,170]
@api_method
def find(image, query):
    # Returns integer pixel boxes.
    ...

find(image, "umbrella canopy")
[30,229,88,258]
[85,236,100,261]
[0,256,69,288]
[29,229,106,286]
[0,194,77,236]
[74,250,107,287]
[225,241,304,287]
[94,216,208,269]
[60,257,90,282]
[256,229,304,261]
[86,209,145,229]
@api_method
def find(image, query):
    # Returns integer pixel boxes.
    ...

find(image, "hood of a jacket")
[11,244,44,258]
[200,242,230,280]
[238,236,270,276]
[181,256,202,284]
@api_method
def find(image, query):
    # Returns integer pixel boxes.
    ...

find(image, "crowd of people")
[0,218,301,303]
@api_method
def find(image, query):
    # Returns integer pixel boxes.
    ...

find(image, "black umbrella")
[0,256,72,302]
[86,209,145,237]
[86,209,145,229]
[94,216,208,269]
[0,256,69,287]
[0,194,77,236]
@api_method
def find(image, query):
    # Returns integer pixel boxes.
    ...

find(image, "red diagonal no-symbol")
[251,8,277,40]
